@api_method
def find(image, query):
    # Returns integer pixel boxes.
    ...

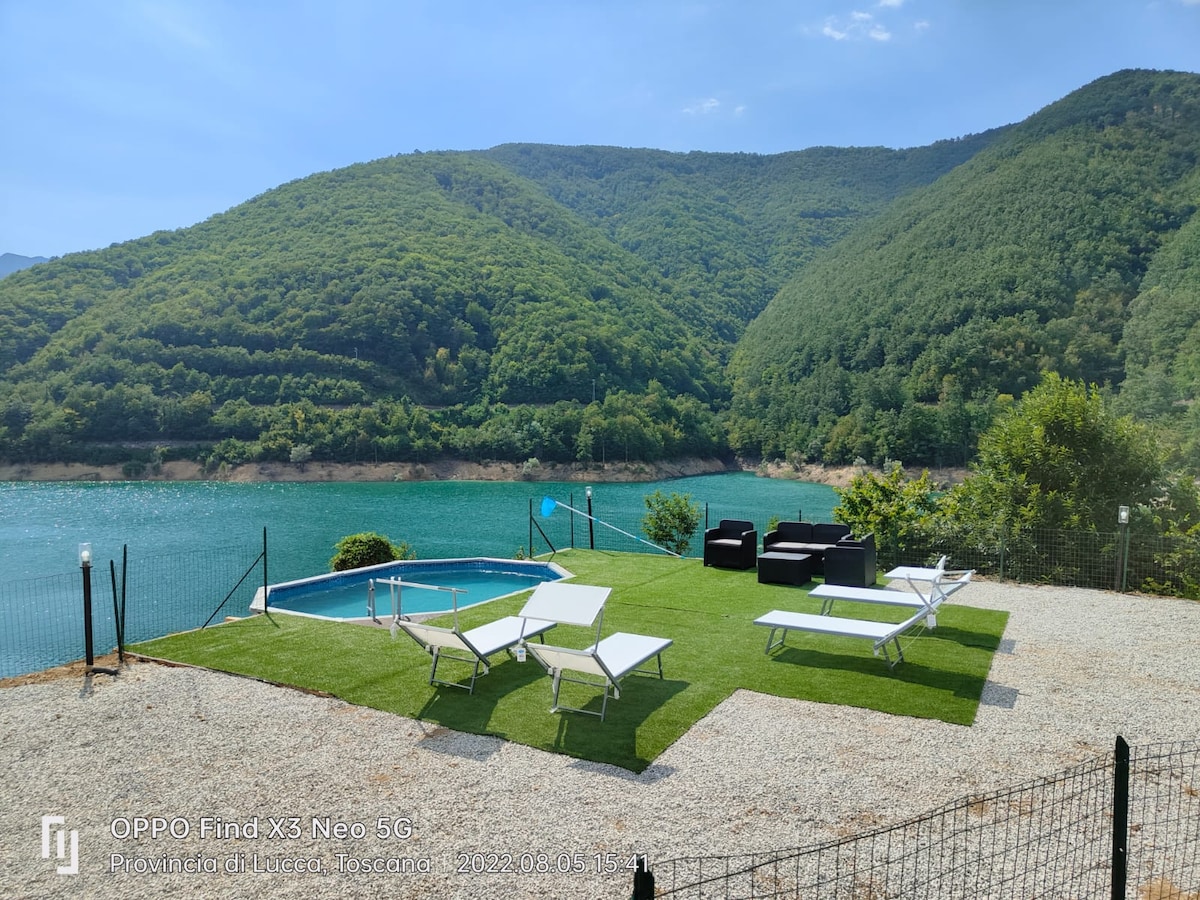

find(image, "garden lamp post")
[586,486,595,550]
[79,543,118,675]
[79,543,95,668]
[1116,506,1130,592]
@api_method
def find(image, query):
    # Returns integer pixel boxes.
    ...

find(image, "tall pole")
[586,486,595,550]
[262,526,268,610]
[1111,735,1130,900]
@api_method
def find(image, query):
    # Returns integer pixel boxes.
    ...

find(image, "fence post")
[262,527,268,608]
[630,855,654,900]
[109,558,124,664]
[1111,734,1130,900]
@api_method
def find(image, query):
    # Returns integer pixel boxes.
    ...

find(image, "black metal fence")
[877,528,1200,598]
[0,540,265,680]
[532,500,1200,599]
[637,737,1200,899]
[7,496,1200,677]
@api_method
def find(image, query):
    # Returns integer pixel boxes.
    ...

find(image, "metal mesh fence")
[1128,742,1200,898]
[532,499,1200,599]
[530,499,799,559]
[876,529,1200,598]
[7,496,1200,674]
[645,740,1200,899]
[0,541,264,679]
[0,571,92,680]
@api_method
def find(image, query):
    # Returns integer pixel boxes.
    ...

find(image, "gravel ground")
[2,580,1198,899]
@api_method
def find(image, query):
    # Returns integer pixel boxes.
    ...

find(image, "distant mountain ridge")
[1,68,1198,473]
[0,253,49,278]
[727,68,1200,467]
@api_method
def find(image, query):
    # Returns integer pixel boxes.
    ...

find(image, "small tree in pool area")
[642,490,702,556]
[329,532,416,571]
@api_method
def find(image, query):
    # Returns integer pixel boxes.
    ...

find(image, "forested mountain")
[1,68,1198,473]
[482,137,1001,350]
[0,254,48,278]
[728,68,1200,468]
[0,124,993,469]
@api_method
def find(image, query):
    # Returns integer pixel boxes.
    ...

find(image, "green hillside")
[0,131,987,469]
[728,68,1200,468]
[483,137,1001,348]
[2,68,1198,473]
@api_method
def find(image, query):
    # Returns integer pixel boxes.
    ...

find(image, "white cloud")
[822,20,850,40]
[813,4,922,42]
[680,95,747,121]
[683,97,722,115]
[821,10,891,41]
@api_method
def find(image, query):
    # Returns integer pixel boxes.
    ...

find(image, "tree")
[833,464,939,559]
[641,490,701,556]
[329,532,416,572]
[942,373,1163,534]
[290,443,313,469]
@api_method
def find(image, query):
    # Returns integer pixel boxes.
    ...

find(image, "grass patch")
[132,550,1008,772]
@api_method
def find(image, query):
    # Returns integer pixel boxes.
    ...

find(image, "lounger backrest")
[931,570,973,600]
[398,621,481,659]
[527,643,613,683]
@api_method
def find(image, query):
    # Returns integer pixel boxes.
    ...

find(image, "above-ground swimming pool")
[252,558,570,621]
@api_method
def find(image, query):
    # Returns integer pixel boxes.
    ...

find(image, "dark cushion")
[765,541,814,554]
[837,533,876,551]
[772,522,812,542]
[812,523,851,544]
[719,519,754,534]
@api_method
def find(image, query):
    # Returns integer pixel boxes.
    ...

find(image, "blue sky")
[2,0,1198,258]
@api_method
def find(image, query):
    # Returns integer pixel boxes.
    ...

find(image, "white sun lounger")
[525,632,672,720]
[809,570,974,627]
[397,615,556,692]
[754,608,930,669]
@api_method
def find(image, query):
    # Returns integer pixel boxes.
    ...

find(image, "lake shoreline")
[0,457,966,489]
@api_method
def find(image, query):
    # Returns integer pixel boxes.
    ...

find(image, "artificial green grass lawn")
[131,550,1008,772]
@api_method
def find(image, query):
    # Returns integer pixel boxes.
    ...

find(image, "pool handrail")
[371,577,469,630]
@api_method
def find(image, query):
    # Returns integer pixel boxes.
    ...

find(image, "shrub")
[329,532,415,571]
[642,490,701,556]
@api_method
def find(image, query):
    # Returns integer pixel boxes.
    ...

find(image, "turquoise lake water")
[0,473,837,677]
[0,473,836,585]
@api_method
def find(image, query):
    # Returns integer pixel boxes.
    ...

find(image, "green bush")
[329,532,415,572]
[641,490,701,556]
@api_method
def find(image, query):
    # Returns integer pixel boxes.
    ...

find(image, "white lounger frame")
[526,632,672,720]
[754,608,929,669]
[397,615,555,692]
[809,571,973,627]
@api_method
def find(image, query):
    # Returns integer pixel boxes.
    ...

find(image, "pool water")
[260,558,566,620]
